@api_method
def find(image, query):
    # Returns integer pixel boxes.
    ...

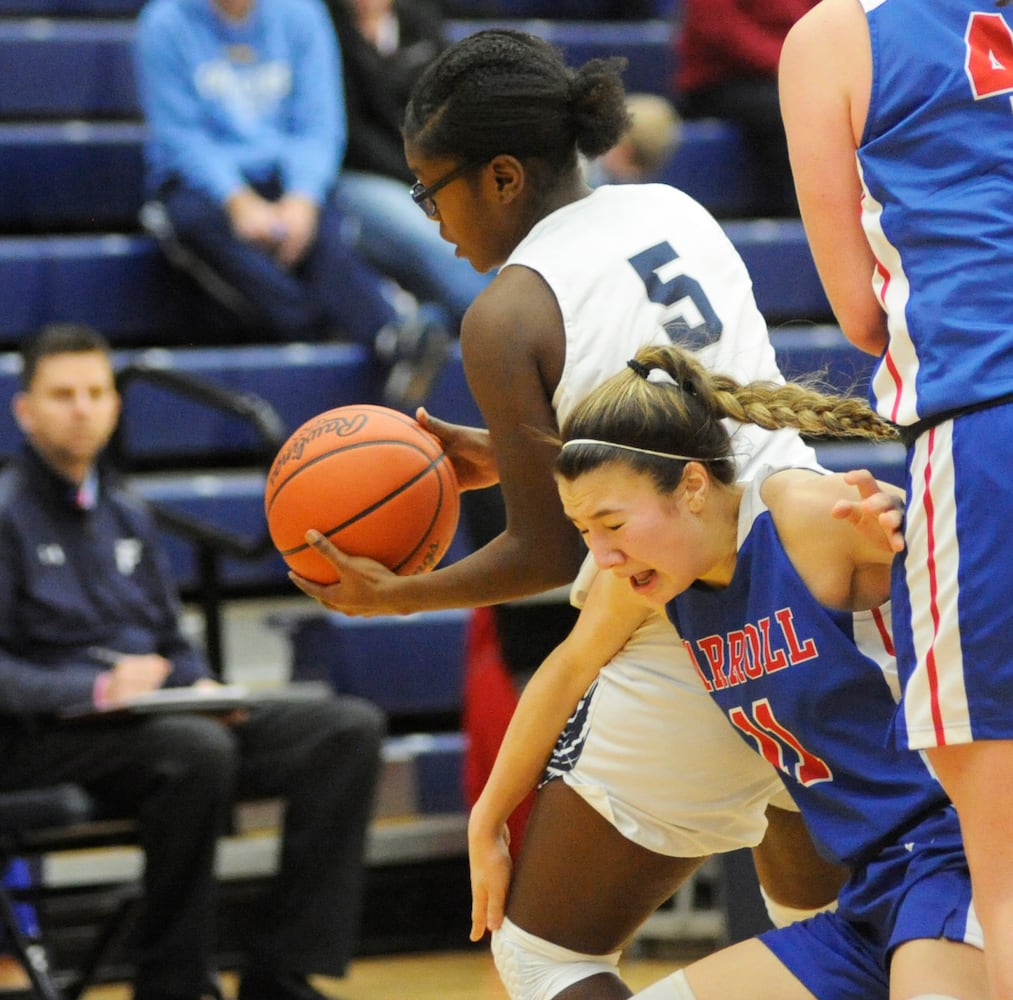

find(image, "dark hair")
[20,323,112,390]
[403,29,630,175]
[557,344,898,492]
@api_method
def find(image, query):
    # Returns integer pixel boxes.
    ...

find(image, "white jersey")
[507,184,816,856]
[505,184,816,477]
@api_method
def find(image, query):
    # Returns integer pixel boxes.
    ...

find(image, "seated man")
[0,324,386,1000]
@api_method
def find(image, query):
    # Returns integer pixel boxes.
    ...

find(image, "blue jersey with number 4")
[858,0,1013,426]
[667,472,948,868]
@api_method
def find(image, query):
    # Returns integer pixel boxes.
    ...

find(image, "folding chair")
[0,784,141,1000]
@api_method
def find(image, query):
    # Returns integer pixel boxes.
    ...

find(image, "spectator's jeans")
[161,179,398,344]
[336,170,492,327]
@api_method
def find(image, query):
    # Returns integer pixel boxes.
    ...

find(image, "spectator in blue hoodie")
[134,0,447,407]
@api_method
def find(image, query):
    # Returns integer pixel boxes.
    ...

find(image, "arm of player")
[767,469,903,613]
[779,0,888,356]
[288,268,584,616]
[467,571,652,941]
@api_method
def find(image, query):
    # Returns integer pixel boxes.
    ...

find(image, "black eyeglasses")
[410,160,485,218]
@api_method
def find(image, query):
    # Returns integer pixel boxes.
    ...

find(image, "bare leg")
[681,938,816,1000]
[889,938,986,999]
[506,780,707,999]
[751,805,848,914]
[928,740,1013,1000]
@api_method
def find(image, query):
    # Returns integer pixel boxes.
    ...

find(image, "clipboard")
[58,681,333,721]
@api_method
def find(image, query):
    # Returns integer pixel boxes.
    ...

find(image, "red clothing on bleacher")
[675,0,816,93]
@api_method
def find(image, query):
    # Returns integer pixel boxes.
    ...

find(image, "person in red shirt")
[672,0,816,217]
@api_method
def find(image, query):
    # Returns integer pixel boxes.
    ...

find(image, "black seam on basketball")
[278,452,450,558]
[266,438,438,517]
[390,455,451,573]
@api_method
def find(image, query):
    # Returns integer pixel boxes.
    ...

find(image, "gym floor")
[0,949,694,999]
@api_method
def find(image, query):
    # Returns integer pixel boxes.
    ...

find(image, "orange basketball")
[265,404,460,585]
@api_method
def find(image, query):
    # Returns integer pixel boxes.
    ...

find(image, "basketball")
[265,404,460,584]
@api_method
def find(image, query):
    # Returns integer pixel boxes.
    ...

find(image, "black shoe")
[237,968,330,1000]
[374,303,451,410]
[132,971,223,1000]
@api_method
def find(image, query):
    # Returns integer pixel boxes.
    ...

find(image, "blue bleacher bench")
[813,440,907,489]
[0,122,145,231]
[0,19,138,119]
[770,324,877,395]
[725,219,831,321]
[0,17,674,119]
[0,234,242,341]
[286,609,471,720]
[446,18,674,97]
[0,121,763,230]
[0,223,824,345]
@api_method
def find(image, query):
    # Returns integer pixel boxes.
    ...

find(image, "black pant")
[460,488,579,689]
[0,695,385,999]
[679,76,800,218]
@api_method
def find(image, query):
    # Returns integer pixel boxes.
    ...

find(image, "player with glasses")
[410,160,487,218]
[295,28,847,1000]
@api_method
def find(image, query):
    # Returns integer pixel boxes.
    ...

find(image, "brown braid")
[558,342,899,488]
[710,380,900,442]
[638,346,899,443]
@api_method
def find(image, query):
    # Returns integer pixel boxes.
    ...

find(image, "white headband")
[561,438,708,462]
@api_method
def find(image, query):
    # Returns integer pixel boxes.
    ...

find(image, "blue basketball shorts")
[759,807,981,999]
[891,402,1013,749]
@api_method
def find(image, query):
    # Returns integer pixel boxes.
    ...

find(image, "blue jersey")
[134,0,344,204]
[666,473,948,868]
[857,0,1013,427]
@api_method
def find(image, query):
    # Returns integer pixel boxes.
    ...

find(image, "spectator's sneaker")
[374,304,451,410]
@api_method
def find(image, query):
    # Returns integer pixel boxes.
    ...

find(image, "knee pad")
[759,886,838,928]
[632,969,697,999]
[490,917,621,1000]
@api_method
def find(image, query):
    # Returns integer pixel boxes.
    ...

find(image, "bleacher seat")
[0,0,140,13]
[0,19,138,119]
[286,609,470,721]
[655,119,758,218]
[0,122,765,231]
[770,324,876,393]
[0,123,777,229]
[445,18,673,96]
[726,220,831,321]
[0,123,144,231]
[0,17,678,116]
[813,440,906,489]
[0,235,241,343]
[0,221,823,344]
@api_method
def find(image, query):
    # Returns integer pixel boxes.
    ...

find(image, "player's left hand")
[416,408,499,491]
[831,468,905,554]
[288,530,408,617]
[468,822,512,942]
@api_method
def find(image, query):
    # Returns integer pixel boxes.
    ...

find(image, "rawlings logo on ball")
[267,411,370,487]
[265,404,460,584]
